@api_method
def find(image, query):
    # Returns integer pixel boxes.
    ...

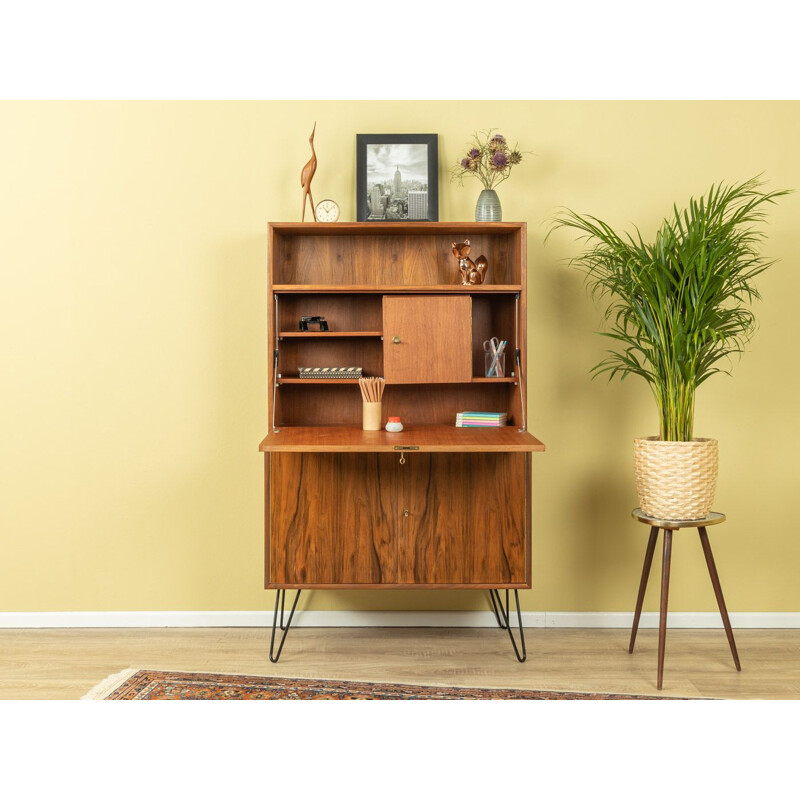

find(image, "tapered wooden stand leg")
[630,526,659,653]
[657,530,672,690]
[698,527,741,671]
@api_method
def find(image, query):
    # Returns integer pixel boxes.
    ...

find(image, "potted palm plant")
[549,176,789,519]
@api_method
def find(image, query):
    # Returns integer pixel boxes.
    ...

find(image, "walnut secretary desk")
[259,222,545,661]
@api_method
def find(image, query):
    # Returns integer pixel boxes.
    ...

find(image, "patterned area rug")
[83,668,684,700]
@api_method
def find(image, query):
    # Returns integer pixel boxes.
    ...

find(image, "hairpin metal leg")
[269,589,301,663]
[278,589,290,631]
[489,588,508,629]
[489,589,527,662]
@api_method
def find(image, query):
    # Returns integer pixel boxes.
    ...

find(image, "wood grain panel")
[269,453,397,585]
[264,454,271,589]
[276,384,363,427]
[383,295,472,383]
[401,236,440,284]
[293,234,333,284]
[270,222,525,233]
[398,453,528,585]
[261,425,545,452]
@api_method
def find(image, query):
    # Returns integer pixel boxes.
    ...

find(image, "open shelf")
[269,223,524,286]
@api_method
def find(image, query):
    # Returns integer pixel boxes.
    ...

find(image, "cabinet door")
[383,295,472,383]
[268,451,529,589]
[398,452,528,586]
[269,453,398,586]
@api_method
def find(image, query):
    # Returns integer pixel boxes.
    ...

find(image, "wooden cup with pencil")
[359,377,385,430]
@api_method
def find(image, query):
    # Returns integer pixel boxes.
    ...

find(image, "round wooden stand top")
[631,508,726,530]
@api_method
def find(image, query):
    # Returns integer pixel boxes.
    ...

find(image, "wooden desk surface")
[259,425,545,453]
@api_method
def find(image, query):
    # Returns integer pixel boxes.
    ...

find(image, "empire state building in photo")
[393,164,402,195]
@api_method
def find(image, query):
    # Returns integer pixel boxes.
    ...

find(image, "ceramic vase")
[475,189,502,222]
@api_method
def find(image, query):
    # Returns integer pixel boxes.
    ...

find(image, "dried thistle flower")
[488,133,507,152]
[491,151,509,170]
[450,129,528,189]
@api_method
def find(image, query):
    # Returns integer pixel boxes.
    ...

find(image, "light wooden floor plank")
[1,627,798,699]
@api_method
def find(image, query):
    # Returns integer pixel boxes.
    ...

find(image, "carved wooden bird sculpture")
[300,122,317,222]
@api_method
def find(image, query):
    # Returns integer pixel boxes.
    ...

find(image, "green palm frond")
[548,176,791,441]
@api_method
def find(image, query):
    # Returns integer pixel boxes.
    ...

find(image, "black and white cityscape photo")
[366,143,429,220]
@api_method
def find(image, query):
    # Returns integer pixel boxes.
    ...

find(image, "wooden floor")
[1,627,799,699]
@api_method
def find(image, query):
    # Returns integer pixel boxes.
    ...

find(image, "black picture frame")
[356,134,438,222]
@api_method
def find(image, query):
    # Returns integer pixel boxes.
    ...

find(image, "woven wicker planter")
[633,437,718,520]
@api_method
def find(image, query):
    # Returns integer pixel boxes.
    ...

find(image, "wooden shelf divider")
[277,378,362,385]
[277,376,518,385]
[278,331,382,338]
[273,284,522,294]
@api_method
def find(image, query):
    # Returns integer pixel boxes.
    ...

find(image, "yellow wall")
[1,101,798,615]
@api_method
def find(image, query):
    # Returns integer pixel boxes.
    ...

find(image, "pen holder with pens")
[485,350,506,377]
[484,337,507,377]
[359,377,385,430]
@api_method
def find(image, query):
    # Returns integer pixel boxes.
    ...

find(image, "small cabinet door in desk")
[383,295,472,384]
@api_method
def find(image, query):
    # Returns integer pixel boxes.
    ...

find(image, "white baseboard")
[543,612,800,629]
[1,610,798,629]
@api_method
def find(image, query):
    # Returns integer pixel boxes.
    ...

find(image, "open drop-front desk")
[259,222,545,661]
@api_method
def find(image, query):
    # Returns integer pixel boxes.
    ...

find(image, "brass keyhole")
[392,336,401,344]
[403,509,409,517]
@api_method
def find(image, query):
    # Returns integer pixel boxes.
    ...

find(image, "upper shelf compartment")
[269,222,526,287]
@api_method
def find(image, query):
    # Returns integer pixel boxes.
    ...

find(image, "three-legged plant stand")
[628,508,741,690]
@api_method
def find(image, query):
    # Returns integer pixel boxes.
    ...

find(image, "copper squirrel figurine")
[452,240,488,285]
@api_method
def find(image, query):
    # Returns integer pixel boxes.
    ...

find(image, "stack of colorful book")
[455,412,507,428]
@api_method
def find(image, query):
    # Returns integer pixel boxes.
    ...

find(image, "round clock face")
[316,199,340,223]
